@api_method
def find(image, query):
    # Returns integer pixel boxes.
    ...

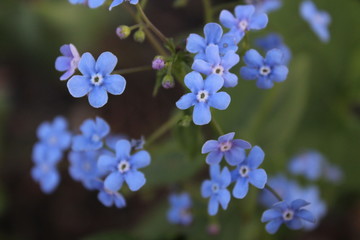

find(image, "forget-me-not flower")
[231,146,267,199]
[55,44,80,81]
[97,139,151,192]
[167,193,193,225]
[67,52,126,108]
[220,5,268,42]
[176,72,231,125]
[186,23,238,60]
[300,1,331,43]
[72,117,110,151]
[288,150,325,181]
[261,199,316,234]
[245,0,282,13]
[201,132,251,166]
[98,184,127,208]
[255,33,291,65]
[240,49,288,89]
[110,0,139,10]
[192,44,240,88]
[201,164,231,215]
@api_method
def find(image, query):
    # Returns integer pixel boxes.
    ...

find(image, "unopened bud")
[162,75,175,89]
[134,29,146,43]
[207,223,220,235]
[116,25,131,40]
[152,56,165,70]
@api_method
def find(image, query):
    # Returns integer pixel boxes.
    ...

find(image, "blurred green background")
[0,0,359,239]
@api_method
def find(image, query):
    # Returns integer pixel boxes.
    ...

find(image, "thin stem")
[265,184,283,202]
[211,117,224,136]
[113,65,152,75]
[145,111,183,147]
[202,0,213,23]
[136,4,168,43]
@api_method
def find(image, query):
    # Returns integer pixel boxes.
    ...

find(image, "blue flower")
[98,184,127,208]
[55,44,80,81]
[255,33,291,65]
[201,132,251,166]
[261,199,316,234]
[201,164,231,216]
[31,143,61,194]
[131,136,145,150]
[67,52,126,108]
[36,116,72,159]
[323,163,343,183]
[72,117,110,151]
[240,49,288,89]
[176,72,231,125]
[300,1,331,43]
[97,139,151,192]
[192,44,240,88]
[167,193,192,225]
[110,0,139,10]
[220,5,268,42]
[69,0,106,8]
[245,0,282,13]
[231,146,267,199]
[186,23,238,60]
[288,150,325,181]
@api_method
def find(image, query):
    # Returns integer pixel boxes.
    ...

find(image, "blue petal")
[124,170,146,191]
[222,72,239,87]
[201,180,213,198]
[205,44,220,65]
[257,77,274,89]
[261,209,282,222]
[60,44,72,56]
[234,5,255,20]
[88,0,106,8]
[219,10,236,28]
[208,196,219,216]
[209,164,221,180]
[247,146,265,169]
[204,74,223,94]
[244,49,263,67]
[220,167,231,187]
[249,13,268,30]
[104,172,123,191]
[265,49,283,66]
[95,117,110,138]
[60,69,76,81]
[270,65,288,82]
[265,218,283,234]
[221,51,239,70]
[80,119,95,136]
[204,23,223,45]
[184,71,204,92]
[98,155,117,172]
[130,150,151,169]
[202,140,218,154]
[176,93,196,110]
[109,0,124,10]
[285,217,303,230]
[55,56,71,71]
[115,140,131,159]
[224,147,245,165]
[103,74,126,95]
[186,34,205,54]
[67,76,91,97]
[98,191,113,207]
[208,92,231,110]
[88,86,108,108]
[249,169,267,189]
[300,1,317,21]
[191,60,212,75]
[218,132,235,142]
[296,209,316,223]
[78,52,96,76]
[240,66,259,80]
[232,139,251,149]
[291,199,310,209]
[233,178,249,199]
[95,52,118,75]
[218,189,231,210]
[41,170,60,194]
[206,151,223,165]
[193,102,211,125]
[312,22,330,42]
[114,193,126,208]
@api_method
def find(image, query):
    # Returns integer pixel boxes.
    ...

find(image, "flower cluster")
[68,0,138,10]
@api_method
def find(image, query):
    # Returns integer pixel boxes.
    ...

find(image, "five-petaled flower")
[55,43,80,81]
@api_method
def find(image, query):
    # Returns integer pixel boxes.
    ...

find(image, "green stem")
[145,111,183,147]
[265,184,283,202]
[136,4,168,43]
[202,0,213,23]
[113,65,152,75]
[103,142,116,154]
[211,117,224,136]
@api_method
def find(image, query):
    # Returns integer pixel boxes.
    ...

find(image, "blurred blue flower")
[201,132,251,166]
[131,136,145,150]
[201,165,231,216]
[31,144,61,194]
[324,163,343,183]
[36,116,72,159]
[72,117,110,151]
[186,23,238,60]
[67,52,126,108]
[231,146,267,199]
[167,192,192,225]
[69,0,106,8]
[55,43,80,81]
[300,1,331,42]
[288,150,325,181]
[261,199,316,234]
[240,49,288,89]
[245,0,282,13]
[255,33,291,65]
[97,139,151,192]
[176,72,231,125]
[192,44,240,88]
[98,185,127,208]
[220,5,268,42]
[110,0,139,10]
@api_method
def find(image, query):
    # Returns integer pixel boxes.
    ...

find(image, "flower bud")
[116,25,131,40]
[162,75,175,89]
[152,56,165,70]
[207,223,220,235]
[134,29,146,43]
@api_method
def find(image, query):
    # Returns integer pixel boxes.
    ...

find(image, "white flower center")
[41,163,50,173]
[91,73,104,86]
[48,136,58,145]
[91,134,100,142]
[238,20,248,31]
[212,65,224,75]
[118,160,130,173]
[211,183,220,193]
[282,209,294,221]
[71,57,79,69]
[196,90,209,103]
[259,66,271,76]
[82,162,91,171]
[239,166,250,177]
[220,141,232,152]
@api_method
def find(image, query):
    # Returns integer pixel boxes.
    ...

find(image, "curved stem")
[114,65,152,75]
[211,117,224,136]
[202,0,213,23]
[265,184,283,202]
